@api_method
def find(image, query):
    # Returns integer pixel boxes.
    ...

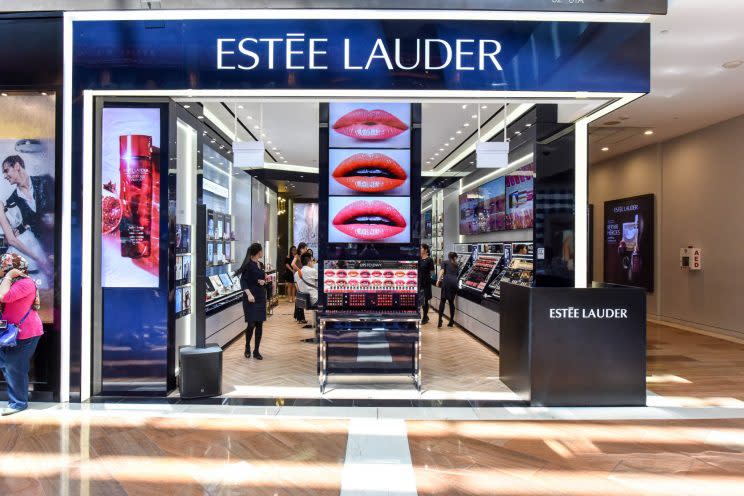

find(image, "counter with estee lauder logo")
[500,282,646,407]
[549,307,628,319]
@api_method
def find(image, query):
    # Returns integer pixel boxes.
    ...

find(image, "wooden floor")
[221,300,513,400]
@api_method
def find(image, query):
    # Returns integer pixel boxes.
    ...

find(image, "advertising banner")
[101,107,161,288]
[0,94,56,324]
[603,194,654,291]
[293,202,319,255]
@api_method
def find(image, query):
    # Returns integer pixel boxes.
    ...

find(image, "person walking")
[284,245,297,303]
[436,252,460,328]
[418,244,435,325]
[0,253,43,416]
[235,243,267,360]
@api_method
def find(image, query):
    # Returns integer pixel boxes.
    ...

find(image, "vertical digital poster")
[327,103,413,245]
[0,93,56,323]
[604,194,654,291]
[101,107,161,288]
[293,202,319,255]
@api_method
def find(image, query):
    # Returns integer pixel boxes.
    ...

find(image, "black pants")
[245,320,263,353]
[438,295,455,324]
[422,298,431,321]
[294,307,305,322]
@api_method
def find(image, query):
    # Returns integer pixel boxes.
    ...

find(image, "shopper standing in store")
[436,251,460,328]
[292,242,308,324]
[418,244,435,325]
[284,246,297,303]
[0,253,43,416]
[235,243,267,360]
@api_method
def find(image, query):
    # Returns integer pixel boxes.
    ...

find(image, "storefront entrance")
[63,11,650,404]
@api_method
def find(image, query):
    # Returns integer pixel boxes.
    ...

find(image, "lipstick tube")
[119,134,153,259]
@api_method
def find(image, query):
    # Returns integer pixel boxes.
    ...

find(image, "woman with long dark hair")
[234,243,267,360]
[436,251,460,328]
[284,245,297,303]
[418,244,435,325]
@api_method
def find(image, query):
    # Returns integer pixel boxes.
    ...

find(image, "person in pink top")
[0,253,42,416]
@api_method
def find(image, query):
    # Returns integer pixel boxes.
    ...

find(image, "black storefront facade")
[0,5,661,406]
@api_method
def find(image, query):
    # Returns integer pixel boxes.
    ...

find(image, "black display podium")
[500,282,646,407]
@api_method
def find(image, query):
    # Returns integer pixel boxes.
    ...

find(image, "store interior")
[96,96,619,400]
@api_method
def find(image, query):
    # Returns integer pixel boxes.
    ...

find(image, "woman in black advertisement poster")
[235,243,267,360]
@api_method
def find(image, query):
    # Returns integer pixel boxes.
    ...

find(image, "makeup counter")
[431,242,534,350]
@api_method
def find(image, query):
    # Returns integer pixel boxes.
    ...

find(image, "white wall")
[590,114,744,339]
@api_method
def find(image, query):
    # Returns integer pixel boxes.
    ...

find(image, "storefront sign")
[548,307,629,319]
[73,19,650,93]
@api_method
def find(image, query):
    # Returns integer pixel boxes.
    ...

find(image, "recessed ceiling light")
[253,125,259,129]
[471,114,477,119]
[210,139,216,143]
[267,140,272,144]
[456,130,462,134]
[219,145,224,149]
[463,122,470,127]
[245,115,253,120]
[41,92,48,96]
[601,147,609,152]
[272,147,277,150]
[444,143,450,147]
[238,104,244,109]
[644,130,654,135]
[197,115,204,119]
[284,160,288,163]
[183,104,190,109]
[203,131,207,135]
[723,60,743,69]
[434,153,439,156]
[515,131,522,136]
[525,123,532,127]
[461,104,468,109]
[481,105,487,109]
[1,93,7,97]
[449,137,455,140]
[439,148,444,151]
[603,120,621,126]
[469,161,474,164]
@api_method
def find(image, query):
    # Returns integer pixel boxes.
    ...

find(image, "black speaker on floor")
[179,344,223,399]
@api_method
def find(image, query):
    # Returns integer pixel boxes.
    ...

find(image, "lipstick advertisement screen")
[329,196,411,244]
[101,107,161,288]
[329,148,410,196]
[505,164,535,230]
[329,103,411,149]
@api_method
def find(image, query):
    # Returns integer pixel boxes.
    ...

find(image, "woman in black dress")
[284,245,297,303]
[418,244,435,325]
[436,251,460,328]
[292,242,308,323]
[235,243,267,360]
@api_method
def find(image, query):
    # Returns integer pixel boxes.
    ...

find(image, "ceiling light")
[284,160,288,163]
[260,132,266,137]
[525,123,532,127]
[210,139,216,143]
[463,122,470,127]
[439,148,444,151]
[515,131,522,136]
[197,115,204,119]
[245,115,253,120]
[722,60,743,69]
[471,114,477,119]
[253,125,259,129]
[449,137,455,140]
[469,161,474,164]
[183,104,190,109]
[444,143,449,147]
[41,92,48,96]
[267,140,272,144]
[644,130,654,135]
[1,93,7,97]
[461,104,468,109]
[219,145,224,149]
[601,147,609,152]
[272,147,277,150]
[434,153,439,156]
[456,130,462,134]
[238,104,244,109]
[481,105,488,109]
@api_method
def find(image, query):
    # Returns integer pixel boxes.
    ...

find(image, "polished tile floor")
[4,316,744,495]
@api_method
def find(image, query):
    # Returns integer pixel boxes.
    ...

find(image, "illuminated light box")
[476,141,510,169]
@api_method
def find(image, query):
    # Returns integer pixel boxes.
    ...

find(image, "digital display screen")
[207,210,215,239]
[604,194,654,291]
[329,102,411,149]
[101,106,161,288]
[207,242,214,264]
[329,148,410,196]
[328,196,410,244]
[459,164,534,234]
[218,273,233,288]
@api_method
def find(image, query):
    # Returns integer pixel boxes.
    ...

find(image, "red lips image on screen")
[332,109,409,141]
[332,200,407,241]
[333,153,407,193]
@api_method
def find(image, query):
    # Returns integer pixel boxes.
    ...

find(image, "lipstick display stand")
[318,260,422,392]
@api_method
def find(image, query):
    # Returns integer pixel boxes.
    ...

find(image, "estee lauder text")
[549,307,629,319]
[217,36,503,72]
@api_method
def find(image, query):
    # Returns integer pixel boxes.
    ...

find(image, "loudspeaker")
[179,344,223,399]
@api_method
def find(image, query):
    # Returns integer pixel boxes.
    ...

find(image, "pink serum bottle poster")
[101,107,161,288]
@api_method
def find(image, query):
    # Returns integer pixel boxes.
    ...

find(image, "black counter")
[500,282,646,407]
